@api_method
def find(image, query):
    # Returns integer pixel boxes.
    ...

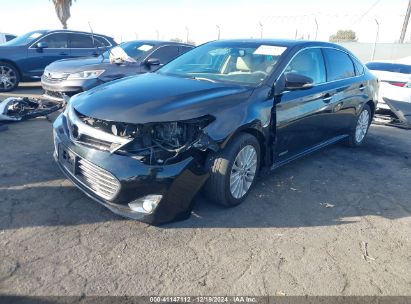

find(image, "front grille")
[45,90,65,100]
[76,158,120,200]
[78,134,113,151]
[43,71,69,81]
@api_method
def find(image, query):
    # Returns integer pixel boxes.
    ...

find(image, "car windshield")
[366,62,411,74]
[157,42,286,86]
[103,42,154,61]
[2,31,44,46]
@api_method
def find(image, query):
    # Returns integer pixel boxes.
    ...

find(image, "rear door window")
[323,48,355,81]
[352,57,365,75]
[94,36,111,47]
[69,34,94,48]
[285,48,326,85]
[38,33,69,48]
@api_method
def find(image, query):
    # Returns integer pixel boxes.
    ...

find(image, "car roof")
[367,58,411,65]
[208,39,344,49]
[41,29,113,39]
[121,40,194,47]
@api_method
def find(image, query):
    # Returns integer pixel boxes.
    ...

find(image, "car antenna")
[88,21,98,53]
[88,21,114,63]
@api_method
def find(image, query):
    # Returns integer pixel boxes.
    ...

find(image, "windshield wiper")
[191,77,217,83]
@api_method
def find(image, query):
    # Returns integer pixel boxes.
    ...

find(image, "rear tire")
[204,133,260,207]
[0,62,20,92]
[346,104,371,147]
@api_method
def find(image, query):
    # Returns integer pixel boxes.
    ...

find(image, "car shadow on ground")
[1,120,411,230]
[1,141,411,231]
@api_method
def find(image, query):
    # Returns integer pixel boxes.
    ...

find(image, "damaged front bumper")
[53,112,210,225]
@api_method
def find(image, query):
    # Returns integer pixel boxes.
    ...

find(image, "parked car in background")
[42,40,194,101]
[0,30,116,92]
[366,60,411,109]
[0,33,17,44]
[53,39,378,225]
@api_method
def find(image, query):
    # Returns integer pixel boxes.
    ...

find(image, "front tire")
[204,133,260,207]
[346,104,371,147]
[0,62,20,92]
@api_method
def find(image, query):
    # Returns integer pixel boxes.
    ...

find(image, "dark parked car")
[53,39,378,225]
[41,40,194,101]
[0,30,116,92]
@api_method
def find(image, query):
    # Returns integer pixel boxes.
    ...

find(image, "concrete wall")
[338,42,411,63]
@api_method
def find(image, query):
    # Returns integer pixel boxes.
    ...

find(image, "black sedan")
[53,39,378,225]
[42,40,194,101]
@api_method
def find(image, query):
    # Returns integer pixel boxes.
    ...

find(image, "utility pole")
[371,19,379,60]
[314,18,318,40]
[216,25,221,40]
[400,0,411,43]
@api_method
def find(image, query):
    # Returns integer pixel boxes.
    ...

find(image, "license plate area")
[58,144,76,175]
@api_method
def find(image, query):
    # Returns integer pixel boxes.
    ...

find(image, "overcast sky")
[0,0,410,44]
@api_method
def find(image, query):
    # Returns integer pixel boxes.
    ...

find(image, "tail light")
[388,81,407,87]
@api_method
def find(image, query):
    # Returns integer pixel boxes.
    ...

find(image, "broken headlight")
[121,116,215,165]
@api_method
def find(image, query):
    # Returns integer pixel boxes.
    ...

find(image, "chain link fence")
[260,13,411,62]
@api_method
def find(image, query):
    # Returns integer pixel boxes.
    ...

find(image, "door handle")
[359,85,366,91]
[59,52,68,56]
[322,93,333,103]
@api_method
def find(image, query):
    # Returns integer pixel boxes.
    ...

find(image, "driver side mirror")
[145,58,160,66]
[36,42,48,49]
[284,72,314,91]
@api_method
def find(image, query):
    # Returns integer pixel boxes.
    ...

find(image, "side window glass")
[353,57,365,75]
[38,33,68,48]
[180,46,193,55]
[285,48,326,85]
[323,48,356,81]
[6,35,16,42]
[94,36,111,47]
[149,46,180,64]
[69,34,94,48]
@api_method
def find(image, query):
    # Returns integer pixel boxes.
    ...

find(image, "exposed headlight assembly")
[121,116,216,165]
[67,70,105,80]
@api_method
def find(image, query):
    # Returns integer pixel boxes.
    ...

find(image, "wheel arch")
[218,123,268,168]
[366,100,375,118]
[0,59,22,80]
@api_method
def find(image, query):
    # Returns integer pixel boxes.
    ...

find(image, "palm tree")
[51,0,75,29]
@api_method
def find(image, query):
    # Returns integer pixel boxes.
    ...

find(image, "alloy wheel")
[0,65,17,90]
[355,109,370,143]
[229,145,258,199]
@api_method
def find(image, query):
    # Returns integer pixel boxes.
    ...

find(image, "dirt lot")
[1,84,411,296]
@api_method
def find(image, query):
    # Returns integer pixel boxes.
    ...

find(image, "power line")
[353,0,381,24]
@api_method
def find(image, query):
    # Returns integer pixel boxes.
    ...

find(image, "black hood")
[46,56,112,73]
[71,73,254,124]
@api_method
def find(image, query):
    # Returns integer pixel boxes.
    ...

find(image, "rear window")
[323,48,355,81]
[353,57,365,75]
[366,62,411,74]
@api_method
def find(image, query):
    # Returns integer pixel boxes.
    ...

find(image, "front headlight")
[67,70,105,80]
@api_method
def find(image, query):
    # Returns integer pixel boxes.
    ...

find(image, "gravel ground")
[0,85,411,296]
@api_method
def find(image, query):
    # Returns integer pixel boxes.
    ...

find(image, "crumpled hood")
[46,56,112,73]
[71,73,253,124]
